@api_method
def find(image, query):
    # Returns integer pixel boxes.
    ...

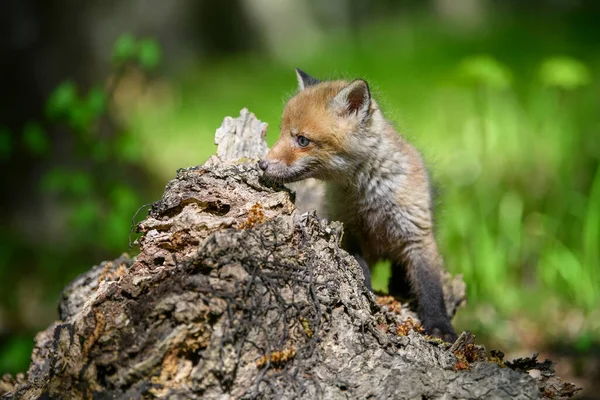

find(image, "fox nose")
[258,160,268,171]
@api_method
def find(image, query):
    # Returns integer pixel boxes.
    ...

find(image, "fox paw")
[423,321,458,343]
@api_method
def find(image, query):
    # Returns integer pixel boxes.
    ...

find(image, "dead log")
[1,109,580,399]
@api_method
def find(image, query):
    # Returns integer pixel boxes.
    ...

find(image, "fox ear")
[296,68,320,90]
[331,79,371,120]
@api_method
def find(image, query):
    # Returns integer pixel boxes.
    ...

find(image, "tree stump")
[0,109,580,399]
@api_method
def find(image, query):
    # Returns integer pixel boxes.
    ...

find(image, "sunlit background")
[1,0,599,396]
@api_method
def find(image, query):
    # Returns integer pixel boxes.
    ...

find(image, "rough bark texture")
[1,109,580,399]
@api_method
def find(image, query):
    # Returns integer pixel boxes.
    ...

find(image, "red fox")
[258,69,457,342]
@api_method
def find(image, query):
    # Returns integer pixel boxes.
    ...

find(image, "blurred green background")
[1,0,599,395]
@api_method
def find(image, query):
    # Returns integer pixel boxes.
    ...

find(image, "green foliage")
[69,200,100,230]
[22,122,49,156]
[371,261,391,293]
[45,81,108,134]
[113,34,162,71]
[115,134,141,162]
[0,335,33,374]
[583,166,600,255]
[575,329,593,352]
[40,168,94,198]
[39,34,163,246]
[0,34,163,374]
[91,140,109,162]
[539,56,591,90]
[86,86,107,116]
[112,33,137,64]
[45,80,78,120]
[458,55,512,89]
[36,34,163,254]
[138,39,162,71]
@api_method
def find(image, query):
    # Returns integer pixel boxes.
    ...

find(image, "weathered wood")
[0,109,579,399]
[213,107,268,163]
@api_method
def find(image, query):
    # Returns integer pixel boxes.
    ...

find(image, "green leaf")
[539,56,591,90]
[23,122,49,156]
[115,133,141,162]
[68,172,93,197]
[46,81,78,120]
[86,86,106,116]
[138,38,161,71]
[113,33,137,64]
[67,105,94,133]
[458,55,512,89]
[0,126,12,159]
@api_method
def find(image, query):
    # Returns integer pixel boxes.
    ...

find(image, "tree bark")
[0,109,579,399]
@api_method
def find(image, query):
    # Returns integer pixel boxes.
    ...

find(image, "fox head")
[258,69,377,183]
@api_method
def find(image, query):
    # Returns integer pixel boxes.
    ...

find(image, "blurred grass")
[126,14,600,348]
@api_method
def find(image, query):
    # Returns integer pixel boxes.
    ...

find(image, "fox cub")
[258,69,457,342]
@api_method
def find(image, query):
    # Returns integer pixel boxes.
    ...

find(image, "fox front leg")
[395,237,457,343]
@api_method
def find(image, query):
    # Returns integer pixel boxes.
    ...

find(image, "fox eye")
[296,135,310,147]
